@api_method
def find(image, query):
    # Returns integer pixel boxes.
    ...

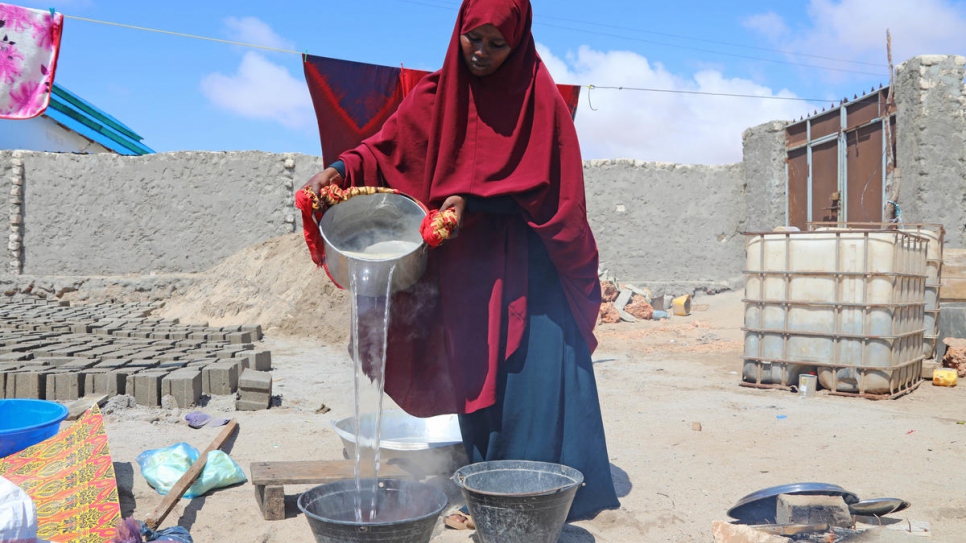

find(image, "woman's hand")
[301,167,343,196]
[440,195,467,229]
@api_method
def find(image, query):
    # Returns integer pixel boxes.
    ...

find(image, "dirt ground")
[92,236,966,542]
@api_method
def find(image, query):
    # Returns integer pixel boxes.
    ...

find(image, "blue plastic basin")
[0,399,68,458]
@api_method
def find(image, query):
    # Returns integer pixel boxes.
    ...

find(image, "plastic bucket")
[453,460,583,543]
[0,399,68,458]
[298,478,446,543]
[672,295,692,316]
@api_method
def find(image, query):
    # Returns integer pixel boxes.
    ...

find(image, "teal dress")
[458,198,620,520]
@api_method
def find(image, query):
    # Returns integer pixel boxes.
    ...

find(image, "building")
[0,84,153,155]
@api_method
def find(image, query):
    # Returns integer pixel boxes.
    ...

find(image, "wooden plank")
[249,459,409,486]
[144,419,238,530]
[65,394,108,421]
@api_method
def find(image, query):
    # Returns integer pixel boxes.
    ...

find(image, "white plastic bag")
[0,475,37,542]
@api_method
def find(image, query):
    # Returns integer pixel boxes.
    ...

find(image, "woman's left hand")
[440,195,467,229]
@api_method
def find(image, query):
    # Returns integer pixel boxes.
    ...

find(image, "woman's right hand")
[301,167,344,196]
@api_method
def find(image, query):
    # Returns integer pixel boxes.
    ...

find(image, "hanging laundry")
[0,3,64,120]
[303,54,580,165]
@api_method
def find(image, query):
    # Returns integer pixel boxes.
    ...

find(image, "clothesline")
[63,13,832,105]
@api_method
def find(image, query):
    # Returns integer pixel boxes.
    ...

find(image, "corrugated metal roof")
[43,84,154,155]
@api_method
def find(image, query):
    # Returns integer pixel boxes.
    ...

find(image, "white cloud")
[200,51,312,129]
[742,12,790,42]
[223,16,295,51]
[538,44,808,165]
[749,0,966,68]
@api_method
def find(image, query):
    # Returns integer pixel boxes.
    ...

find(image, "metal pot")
[319,192,428,297]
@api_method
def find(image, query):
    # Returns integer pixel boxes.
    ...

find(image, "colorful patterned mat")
[0,405,120,542]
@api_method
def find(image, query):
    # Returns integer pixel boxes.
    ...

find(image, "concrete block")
[226,331,254,345]
[46,371,85,401]
[241,324,263,340]
[85,370,128,397]
[238,369,272,393]
[922,360,941,379]
[776,494,852,528]
[0,352,33,362]
[239,350,272,371]
[131,372,166,407]
[235,398,269,411]
[32,357,76,367]
[10,370,47,399]
[59,358,100,370]
[162,369,202,409]
[0,371,5,398]
[711,521,789,543]
[202,361,239,395]
[237,390,272,405]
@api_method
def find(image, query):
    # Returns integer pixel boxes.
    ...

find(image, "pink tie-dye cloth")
[0,3,63,120]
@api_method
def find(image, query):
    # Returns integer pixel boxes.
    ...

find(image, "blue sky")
[18,0,966,164]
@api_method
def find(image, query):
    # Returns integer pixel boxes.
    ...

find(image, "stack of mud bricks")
[236,368,273,411]
[0,297,272,409]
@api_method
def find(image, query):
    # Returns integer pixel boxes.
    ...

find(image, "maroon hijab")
[340,0,601,416]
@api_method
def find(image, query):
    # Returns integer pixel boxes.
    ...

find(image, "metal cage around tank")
[741,228,928,399]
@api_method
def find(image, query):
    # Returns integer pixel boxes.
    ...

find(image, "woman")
[302,0,619,520]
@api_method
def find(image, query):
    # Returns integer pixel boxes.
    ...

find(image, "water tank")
[742,229,927,396]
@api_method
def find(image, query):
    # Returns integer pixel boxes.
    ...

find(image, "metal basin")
[319,192,427,297]
[298,478,447,543]
[332,410,467,477]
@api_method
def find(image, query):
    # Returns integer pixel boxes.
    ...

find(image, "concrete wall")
[584,160,746,292]
[895,55,966,247]
[5,150,322,275]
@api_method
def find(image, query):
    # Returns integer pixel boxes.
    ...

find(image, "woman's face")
[460,24,512,77]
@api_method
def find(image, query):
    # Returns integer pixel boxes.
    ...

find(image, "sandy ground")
[90,288,966,543]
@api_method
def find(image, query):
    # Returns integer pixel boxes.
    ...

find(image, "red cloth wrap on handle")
[420,209,459,248]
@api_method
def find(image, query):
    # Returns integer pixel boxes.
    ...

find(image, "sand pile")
[157,233,350,345]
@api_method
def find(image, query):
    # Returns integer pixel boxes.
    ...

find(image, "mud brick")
[238,350,272,371]
[235,398,269,411]
[84,369,127,397]
[203,361,240,395]
[161,369,202,408]
[226,331,254,345]
[130,371,166,407]
[776,494,852,528]
[9,370,48,399]
[46,371,85,401]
